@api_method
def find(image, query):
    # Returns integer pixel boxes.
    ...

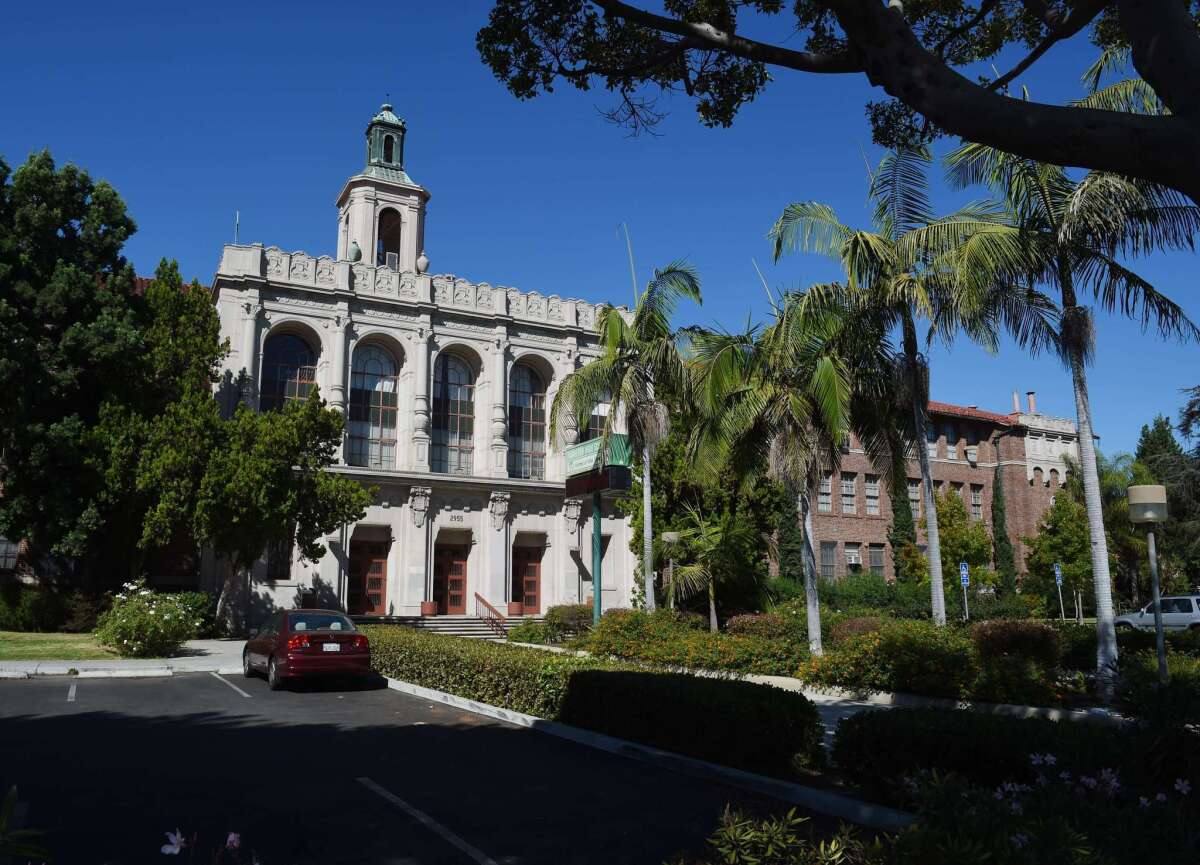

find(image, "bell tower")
[336,103,430,272]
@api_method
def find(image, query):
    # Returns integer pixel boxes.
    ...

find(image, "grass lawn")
[0,631,118,661]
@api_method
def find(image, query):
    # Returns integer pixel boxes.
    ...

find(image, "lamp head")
[1128,485,1168,524]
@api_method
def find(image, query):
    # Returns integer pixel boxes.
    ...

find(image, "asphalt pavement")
[0,671,802,865]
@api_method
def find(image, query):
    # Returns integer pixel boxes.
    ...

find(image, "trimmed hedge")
[827,616,885,645]
[544,603,593,635]
[724,612,795,640]
[363,624,824,774]
[588,609,807,675]
[971,620,1061,705]
[834,706,1200,807]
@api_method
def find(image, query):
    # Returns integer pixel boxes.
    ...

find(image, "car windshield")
[288,613,354,632]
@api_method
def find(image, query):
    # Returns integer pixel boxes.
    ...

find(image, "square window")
[819,542,837,580]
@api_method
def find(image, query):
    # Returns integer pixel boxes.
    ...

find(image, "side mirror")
[248,628,259,638]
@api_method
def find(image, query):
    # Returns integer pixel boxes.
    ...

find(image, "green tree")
[1137,415,1185,465]
[991,463,1018,595]
[477,2,1200,198]
[888,465,919,582]
[770,147,1056,626]
[946,143,1200,696]
[1024,493,1095,622]
[776,493,806,584]
[927,491,993,588]
[670,504,763,633]
[550,262,702,611]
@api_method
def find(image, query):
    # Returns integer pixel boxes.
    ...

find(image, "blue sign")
[959,562,970,587]
[1054,563,1063,586]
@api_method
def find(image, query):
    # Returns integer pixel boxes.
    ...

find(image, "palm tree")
[669,503,762,633]
[945,143,1200,697]
[768,149,1054,626]
[549,262,701,611]
[687,290,896,653]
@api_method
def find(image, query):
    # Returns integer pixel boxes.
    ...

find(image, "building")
[811,392,1080,581]
[202,105,636,623]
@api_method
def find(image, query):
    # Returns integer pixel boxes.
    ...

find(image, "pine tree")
[888,472,918,581]
[992,463,1018,595]
[777,492,806,583]
[1136,415,1184,469]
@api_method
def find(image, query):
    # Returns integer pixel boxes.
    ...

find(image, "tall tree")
[946,143,1200,697]
[550,262,702,610]
[929,490,994,588]
[670,504,763,632]
[1024,489,1095,618]
[770,148,1057,625]
[887,455,919,582]
[1132,414,1200,587]
[991,462,1018,595]
[478,2,1200,199]
[1137,414,1185,466]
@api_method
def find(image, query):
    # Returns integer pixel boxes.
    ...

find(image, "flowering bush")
[94,580,200,657]
[723,612,797,640]
[827,616,885,645]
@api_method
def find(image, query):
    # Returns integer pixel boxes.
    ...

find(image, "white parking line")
[209,671,252,699]
[67,684,76,703]
[357,777,498,865]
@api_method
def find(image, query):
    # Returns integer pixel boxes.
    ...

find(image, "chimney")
[1026,391,1037,414]
[1012,391,1021,413]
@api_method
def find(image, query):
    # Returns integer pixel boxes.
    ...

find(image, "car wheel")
[242,650,255,679]
[267,656,284,691]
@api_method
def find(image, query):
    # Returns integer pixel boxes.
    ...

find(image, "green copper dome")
[370,102,405,129]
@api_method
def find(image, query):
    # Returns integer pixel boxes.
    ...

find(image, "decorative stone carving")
[506,289,524,316]
[266,248,284,277]
[577,304,595,329]
[408,486,432,528]
[453,279,472,306]
[547,296,563,321]
[398,272,417,297]
[289,253,313,282]
[374,268,397,295]
[564,498,583,524]
[526,292,545,319]
[352,263,369,290]
[476,283,492,309]
[315,257,336,286]
[488,491,511,531]
[433,276,452,305]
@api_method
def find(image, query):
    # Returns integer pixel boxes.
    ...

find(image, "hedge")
[362,624,824,774]
[833,707,1196,803]
[587,609,807,675]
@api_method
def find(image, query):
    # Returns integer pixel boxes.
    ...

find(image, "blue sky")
[3,1,1196,454]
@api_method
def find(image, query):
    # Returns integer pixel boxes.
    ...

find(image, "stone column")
[412,330,432,471]
[239,295,262,409]
[490,336,509,477]
[488,491,511,610]
[407,486,434,615]
[329,308,351,463]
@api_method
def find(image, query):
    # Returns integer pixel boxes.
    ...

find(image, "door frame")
[433,544,469,615]
[348,540,389,616]
[511,544,544,615]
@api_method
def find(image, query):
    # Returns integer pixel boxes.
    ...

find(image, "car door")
[1163,598,1194,630]
[251,613,280,667]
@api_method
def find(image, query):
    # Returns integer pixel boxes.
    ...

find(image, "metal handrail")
[474,592,507,638]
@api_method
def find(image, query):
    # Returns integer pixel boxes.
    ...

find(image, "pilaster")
[490,335,509,477]
[412,330,432,471]
[487,491,511,605]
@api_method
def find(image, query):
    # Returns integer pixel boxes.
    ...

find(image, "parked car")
[243,609,371,690]
[1114,595,1200,631]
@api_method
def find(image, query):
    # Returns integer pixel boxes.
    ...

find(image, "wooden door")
[433,546,467,615]
[512,547,542,614]
[349,542,388,615]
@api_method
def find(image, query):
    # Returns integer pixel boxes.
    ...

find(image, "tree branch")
[987,0,1106,92]
[1117,0,1200,116]
[591,0,862,74]
[934,0,1000,58]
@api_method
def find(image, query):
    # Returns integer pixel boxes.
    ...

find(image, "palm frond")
[1074,249,1200,343]
[770,202,854,263]
[870,146,934,240]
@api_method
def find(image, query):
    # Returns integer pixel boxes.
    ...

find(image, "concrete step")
[352,614,544,640]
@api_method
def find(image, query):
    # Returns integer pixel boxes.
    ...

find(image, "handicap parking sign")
[1054,563,1063,586]
[959,562,970,587]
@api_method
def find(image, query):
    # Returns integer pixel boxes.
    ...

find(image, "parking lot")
[0,672,792,864]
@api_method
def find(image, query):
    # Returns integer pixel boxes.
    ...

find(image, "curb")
[0,671,30,679]
[76,667,174,678]
[383,676,913,832]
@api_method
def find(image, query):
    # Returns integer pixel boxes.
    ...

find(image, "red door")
[512,547,542,615]
[433,546,468,615]
[349,542,388,615]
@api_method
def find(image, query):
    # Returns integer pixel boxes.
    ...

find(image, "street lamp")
[661,532,681,610]
[1128,484,1169,684]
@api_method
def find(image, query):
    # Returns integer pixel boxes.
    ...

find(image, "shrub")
[363,625,824,775]
[967,591,1037,620]
[171,590,219,638]
[0,583,67,632]
[828,616,885,645]
[94,580,200,657]
[801,620,976,699]
[1119,649,1200,725]
[970,620,1062,704]
[665,807,887,865]
[818,571,894,611]
[724,612,793,640]
[544,603,593,636]
[61,589,111,633]
[588,609,807,675]
[506,618,554,645]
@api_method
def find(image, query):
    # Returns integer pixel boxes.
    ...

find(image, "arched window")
[260,332,317,411]
[348,345,400,469]
[432,353,474,475]
[508,364,547,479]
[376,208,402,267]
[383,134,395,163]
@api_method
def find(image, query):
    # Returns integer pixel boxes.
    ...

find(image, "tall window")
[578,401,609,442]
[951,481,964,501]
[348,345,400,469]
[865,475,881,516]
[908,479,921,519]
[819,542,837,579]
[0,537,17,571]
[508,364,547,479]
[868,544,885,576]
[376,207,402,267]
[383,134,395,163]
[260,333,317,411]
[432,353,475,475]
[970,484,984,520]
[943,422,958,459]
[266,533,292,581]
[840,473,856,514]
[818,472,833,512]
[926,423,939,459]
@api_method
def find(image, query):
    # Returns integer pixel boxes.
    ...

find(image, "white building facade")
[206,105,635,622]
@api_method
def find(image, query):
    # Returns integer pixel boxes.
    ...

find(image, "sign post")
[565,435,633,627]
[959,562,970,622]
[1054,563,1065,622]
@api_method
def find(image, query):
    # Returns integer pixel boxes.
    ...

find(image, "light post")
[1128,484,1169,684]
[661,532,681,610]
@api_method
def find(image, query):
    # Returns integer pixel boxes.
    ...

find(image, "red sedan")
[242,609,371,690]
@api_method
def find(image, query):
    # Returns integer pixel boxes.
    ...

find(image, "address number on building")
[449,514,465,523]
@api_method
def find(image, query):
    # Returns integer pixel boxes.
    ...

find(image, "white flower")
[1043,754,1057,766]
[140,590,152,597]
[1030,754,1044,766]
[226,832,241,850]
[1176,779,1192,795]
[1139,796,1151,808]
[1079,776,1098,790]
[1011,833,1030,849]
[161,829,186,855]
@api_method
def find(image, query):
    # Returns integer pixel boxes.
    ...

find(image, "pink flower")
[161,829,186,855]
[226,832,241,850]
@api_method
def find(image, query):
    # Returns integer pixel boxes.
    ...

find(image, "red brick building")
[811,392,1079,581]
